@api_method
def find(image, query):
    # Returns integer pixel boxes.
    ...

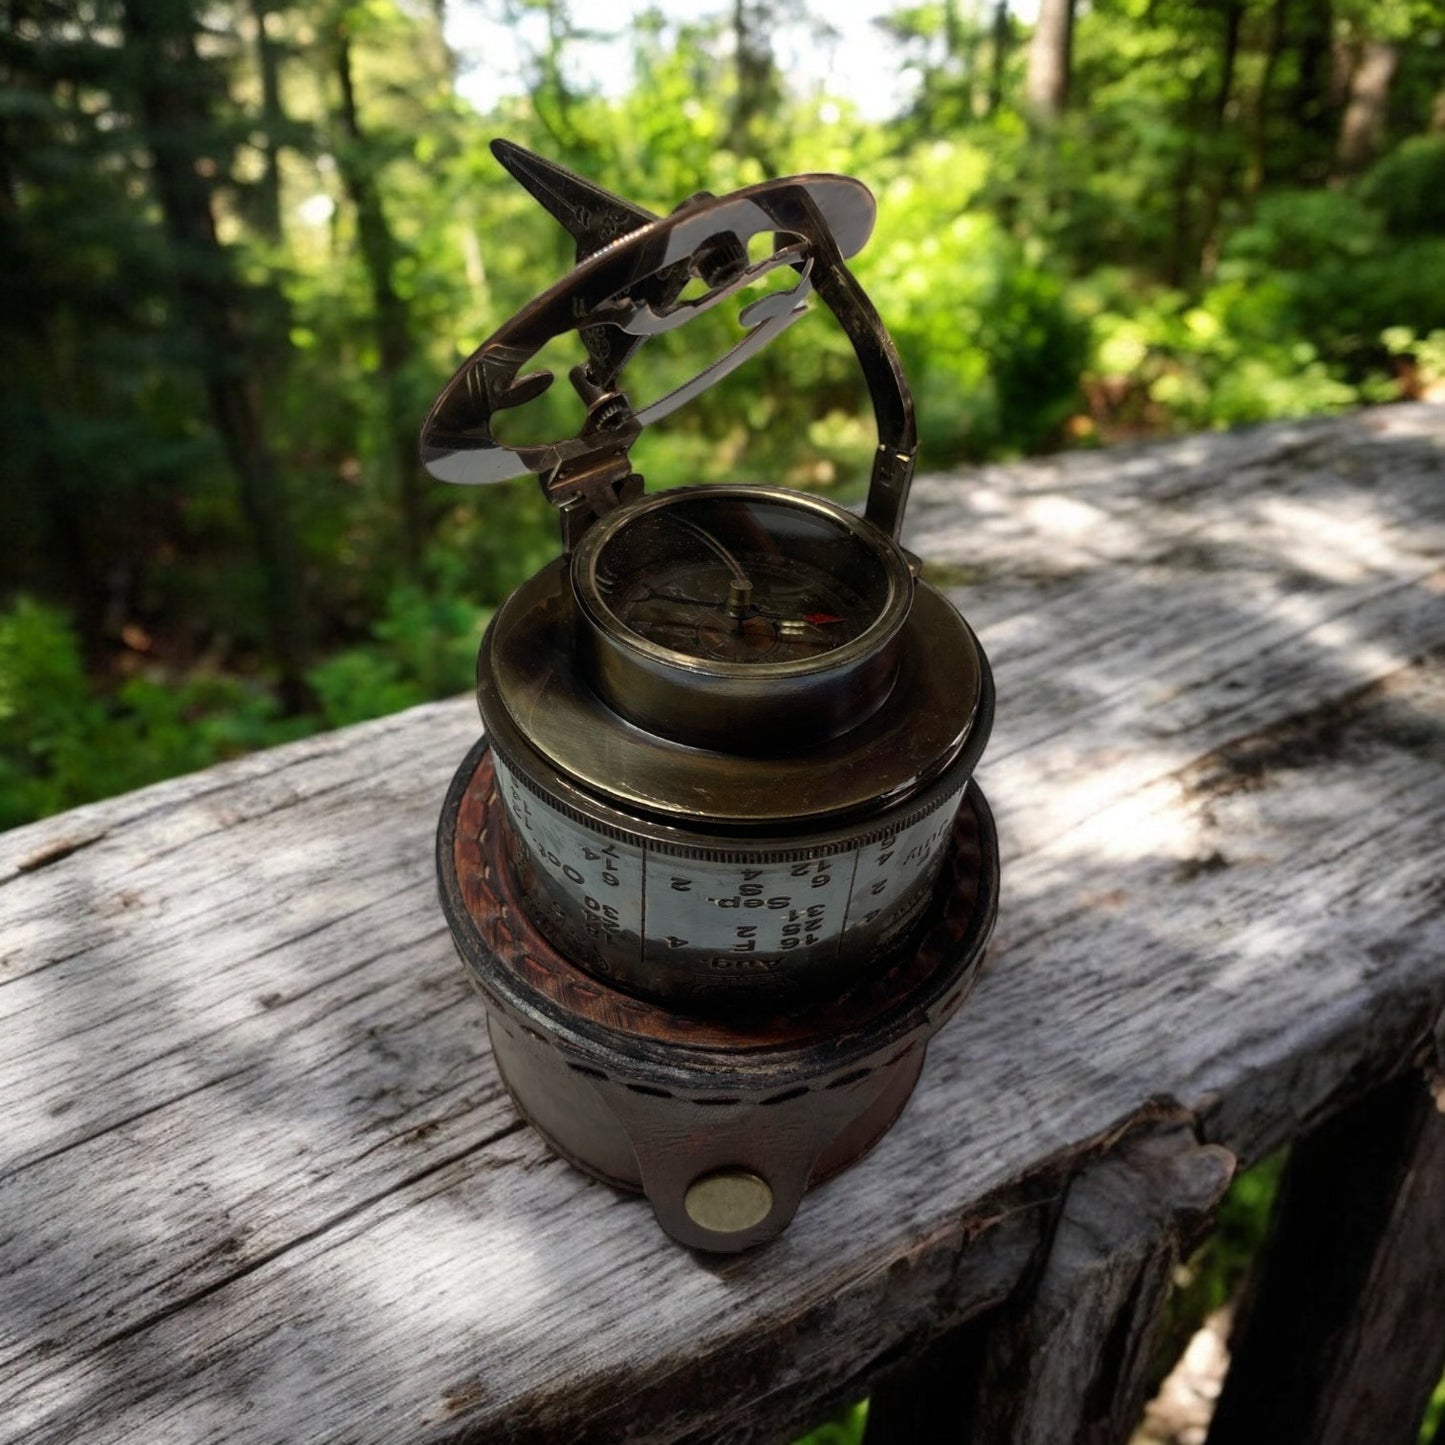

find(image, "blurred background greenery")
[3,0,1444,829]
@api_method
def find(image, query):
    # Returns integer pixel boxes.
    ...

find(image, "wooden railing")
[2,405,1442,1444]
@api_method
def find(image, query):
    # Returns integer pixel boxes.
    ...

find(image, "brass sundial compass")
[428,141,998,1251]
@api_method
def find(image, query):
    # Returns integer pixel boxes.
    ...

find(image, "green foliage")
[1214,189,1445,366]
[1361,133,1445,238]
[1084,275,1361,433]
[308,569,489,729]
[0,598,312,830]
[855,141,1089,460]
[1077,178,1445,434]
[791,1400,868,1445]
[1382,327,1445,393]
[0,580,488,825]
[5,0,1445,829]
[1423,1370,1445,1444]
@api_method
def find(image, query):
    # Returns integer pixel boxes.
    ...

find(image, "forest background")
[2,0,1444,831]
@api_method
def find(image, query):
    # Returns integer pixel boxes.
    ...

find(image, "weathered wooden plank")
[963,1122,1234,1445]
[0,406,1441,1443]
[0,704,515,1404]
[1206,1066,1445,1445]
[861,1122,1234,1445]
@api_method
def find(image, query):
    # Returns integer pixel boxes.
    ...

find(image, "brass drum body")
[474,498,993,1011]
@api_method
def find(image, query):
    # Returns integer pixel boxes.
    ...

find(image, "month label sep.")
[641,856,847,971]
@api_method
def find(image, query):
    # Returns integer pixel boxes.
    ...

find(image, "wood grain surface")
[2,405,1442,1444]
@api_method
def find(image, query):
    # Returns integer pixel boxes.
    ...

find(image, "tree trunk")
[1247,0,1289,196]
[1290,0,1336,182]
[943,0,963,60]
[0,97,110,659]
[422,0,458,84]
[34,325,113,666]
[1213,0,1243,128]
[248,0,284,241]
[527,0,577,150]
[1167,72,1207,287]
[1197,0,1245,277]
[1335,41,1399,173]
[986,1,1011,118]
[1024,0,1074,121]
[120,0,312,712]
[729,0,778,166]
[332,20,426,574]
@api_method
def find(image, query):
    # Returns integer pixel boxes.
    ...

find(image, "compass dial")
[587,492,895,666]
[602,549,872,664]
[570,486,915,753]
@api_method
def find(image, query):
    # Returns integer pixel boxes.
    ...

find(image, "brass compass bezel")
[478,562,986,827]
[569,484,916,751]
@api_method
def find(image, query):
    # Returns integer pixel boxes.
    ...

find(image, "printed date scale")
[496,752,964,991]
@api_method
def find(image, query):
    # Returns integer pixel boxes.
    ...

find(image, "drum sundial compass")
[430,140,999,1251]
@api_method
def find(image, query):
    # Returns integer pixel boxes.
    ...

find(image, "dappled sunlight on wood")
[1,409,1441,1441]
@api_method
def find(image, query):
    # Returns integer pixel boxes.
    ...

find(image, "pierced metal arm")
[419,143,917,541]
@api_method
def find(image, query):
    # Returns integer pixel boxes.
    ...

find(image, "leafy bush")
[858,142,1089,461]
[0,583,487,827]
[308,571,488,729]
[0,597,312,829]
[792,1401,867,1445]
[1361,134,1445,238]
[1216,191,1445,371]
[1079,179,1445,435]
